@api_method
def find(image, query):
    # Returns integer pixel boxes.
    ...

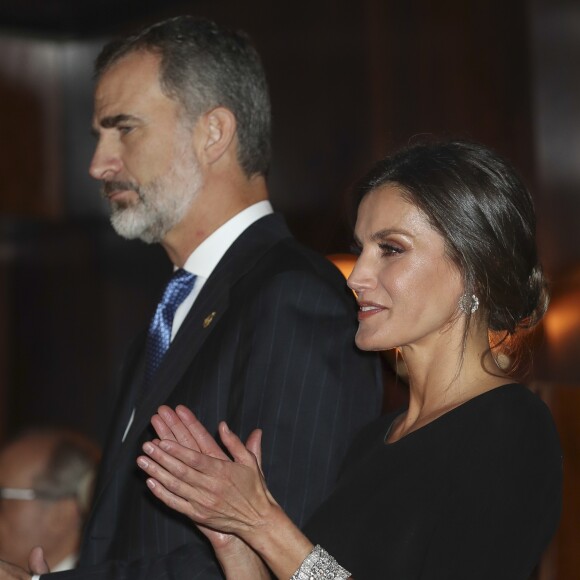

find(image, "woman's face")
[348,185,465,352]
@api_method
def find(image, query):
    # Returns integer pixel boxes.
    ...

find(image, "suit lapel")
[123,282,231,447]
[88,214,292,512]
[132,213,292,424]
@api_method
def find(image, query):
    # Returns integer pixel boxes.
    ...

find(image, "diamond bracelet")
[290,544,351,579]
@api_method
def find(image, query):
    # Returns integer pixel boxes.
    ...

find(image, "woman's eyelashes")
[350,240,404,257]
[379,242,403,256]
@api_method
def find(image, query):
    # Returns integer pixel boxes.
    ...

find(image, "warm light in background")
[327,253,357,280]
[535,268,580,385]
[543,290,580,348]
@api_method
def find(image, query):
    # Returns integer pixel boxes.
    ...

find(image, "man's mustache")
[102,181,140,198]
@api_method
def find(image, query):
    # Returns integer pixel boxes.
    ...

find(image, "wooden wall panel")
[0,37,62,217]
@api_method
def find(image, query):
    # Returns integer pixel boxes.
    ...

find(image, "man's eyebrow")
[91,114,140,136]
[102,114,139,128]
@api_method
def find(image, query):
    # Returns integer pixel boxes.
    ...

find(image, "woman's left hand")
[137,406,278,539]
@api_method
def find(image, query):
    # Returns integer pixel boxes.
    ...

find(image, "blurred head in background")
[0,428,100,571]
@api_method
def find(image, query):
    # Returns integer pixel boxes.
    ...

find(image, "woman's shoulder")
[464,383,561,464]
[470,383,556,432]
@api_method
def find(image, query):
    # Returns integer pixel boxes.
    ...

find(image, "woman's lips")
[357,302,385,320]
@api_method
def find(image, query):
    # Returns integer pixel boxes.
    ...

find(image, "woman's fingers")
[144,440,216,481]
[218,422,258,467]
[243,429,278,505]
[245,429,263,471]
[138,441,216,507]
[217,423,280,505]
[151,413,178,443]
[149,411,265,495]
[175,405,229,459]
[138,441,259,533]
[156,405,202,452]
[144,476,197,519]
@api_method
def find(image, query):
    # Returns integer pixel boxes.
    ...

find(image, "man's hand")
[0,560,31,580]
[0,547,50,579]
[28,547,49,576]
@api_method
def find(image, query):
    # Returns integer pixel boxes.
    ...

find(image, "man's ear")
[194,107,237,165]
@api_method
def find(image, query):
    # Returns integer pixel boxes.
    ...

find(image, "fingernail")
[143,442,155,454]
[223,422,230,433]
[146,479,156,489]
[137,457,148,468]
[159,440,171,451]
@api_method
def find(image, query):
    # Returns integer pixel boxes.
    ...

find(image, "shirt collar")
[181,200,273,280]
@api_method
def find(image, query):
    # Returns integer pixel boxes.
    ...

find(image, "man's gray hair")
[29,429,101,514]
[95,15,272,178]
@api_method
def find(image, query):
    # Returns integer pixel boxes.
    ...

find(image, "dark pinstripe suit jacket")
[51,213,382,579]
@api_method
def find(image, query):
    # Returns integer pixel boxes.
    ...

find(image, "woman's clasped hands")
[136,405,315,579]
[137,405,274,535]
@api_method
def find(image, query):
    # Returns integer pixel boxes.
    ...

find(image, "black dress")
[303,384,562,579]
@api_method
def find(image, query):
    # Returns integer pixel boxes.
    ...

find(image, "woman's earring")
[459,293,479,314]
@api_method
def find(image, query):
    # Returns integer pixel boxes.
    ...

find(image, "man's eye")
[118,126,134,135]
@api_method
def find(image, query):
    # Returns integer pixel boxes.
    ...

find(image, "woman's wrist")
[214,535,270,580]
[238,503,315,579]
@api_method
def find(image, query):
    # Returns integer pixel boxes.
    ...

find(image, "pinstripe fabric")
[49,214,382,580]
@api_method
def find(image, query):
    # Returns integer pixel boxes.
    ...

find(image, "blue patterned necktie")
[144,268,196,384]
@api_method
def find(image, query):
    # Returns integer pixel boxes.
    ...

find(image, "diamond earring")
[459,293,479,314]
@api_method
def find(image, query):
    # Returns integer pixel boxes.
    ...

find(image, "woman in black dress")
[136,139,562,579]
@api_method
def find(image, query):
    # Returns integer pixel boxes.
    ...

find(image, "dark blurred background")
[0,0,579,576]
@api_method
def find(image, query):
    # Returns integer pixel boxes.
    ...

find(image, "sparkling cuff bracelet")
[290,544,351,579]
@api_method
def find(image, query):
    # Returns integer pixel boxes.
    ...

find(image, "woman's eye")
[379,243,403,256]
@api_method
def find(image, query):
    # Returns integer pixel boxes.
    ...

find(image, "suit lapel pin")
[203,311,217,328]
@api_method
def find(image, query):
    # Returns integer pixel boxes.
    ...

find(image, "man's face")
[90,51,203,244]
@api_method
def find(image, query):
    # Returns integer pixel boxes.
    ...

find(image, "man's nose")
[89,139,122,181]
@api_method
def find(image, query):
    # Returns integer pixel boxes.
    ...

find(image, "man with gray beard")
[0,15,382,580]
[103,121,202,244]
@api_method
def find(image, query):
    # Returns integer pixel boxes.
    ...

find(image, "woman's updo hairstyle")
[353,139,548,336]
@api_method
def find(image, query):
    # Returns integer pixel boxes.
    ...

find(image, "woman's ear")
[194,107,237,166]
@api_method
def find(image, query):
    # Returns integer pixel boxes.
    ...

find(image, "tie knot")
[143,268,197,386]
[161,268,196,308]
